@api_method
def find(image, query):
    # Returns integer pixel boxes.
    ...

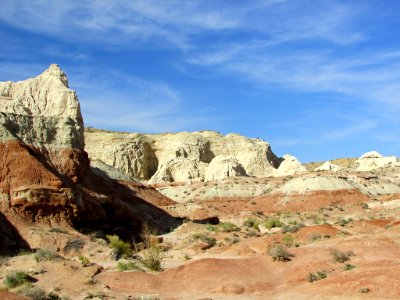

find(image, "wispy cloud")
[67,66,214,133]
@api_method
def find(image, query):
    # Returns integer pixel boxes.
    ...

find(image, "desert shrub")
[192,233,217,248]
[343,264,356,271]
[263,218,284,229]
[268,245,292,262]
[18,285,47,300]
[224,235,240,245]
[243,217,260,230]
[78,255,91,267]
[34,249,57,262]
[3,271,29,288]
[205,224,218,232]
[219,221,239,232]
[330,249,355,263]
[282,234,297,247]
[281,223,305,233]
[307,271,327,282]
[336,218,353,227]
[134,226,164,272]
[359,287,370,293]
[106,235,132,260]
[63,238,85,253]
[117,261,141,272]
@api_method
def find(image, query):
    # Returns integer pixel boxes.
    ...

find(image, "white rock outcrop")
[85,129,281,183]
[276,154,306,176]
[315,161,341,172]
[0,64,84,149]
[355,151,397,171]
[204,155,247,182]
[0,64,87,181]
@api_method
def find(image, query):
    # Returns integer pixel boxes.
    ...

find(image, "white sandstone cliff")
[355,151,397,172]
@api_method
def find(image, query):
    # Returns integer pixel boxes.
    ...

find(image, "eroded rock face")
[85,129,281,183]
[0,65,179,250]
[0,64,88,181]
[204,155,247,182]
[356,151,397,171]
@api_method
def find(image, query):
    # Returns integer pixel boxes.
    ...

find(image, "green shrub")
[78,255,91,267]
[282,234,296,247]
[268,245,292,262]
[281,223,305,233]
[219,221,239,232]
[63,238,85,254]
[117,261,141,272]
[34,249,56,262]
[307,271,327,282]
[343,264,356,271]
[106,235,132,259]
[263,218,284,229]
[3,271,29,288]
[243,217,260,230]
[192,233,216,248]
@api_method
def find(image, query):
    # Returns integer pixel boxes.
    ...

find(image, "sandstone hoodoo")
[355,150,397,171]
[0,65,178,251]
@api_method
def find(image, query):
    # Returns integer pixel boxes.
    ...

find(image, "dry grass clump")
[268,245,293,262]
[330,248,355,263]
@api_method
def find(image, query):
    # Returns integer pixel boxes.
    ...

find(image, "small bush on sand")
[3,271,29,288]
[330,248,354,263]
[117,261,141,272]
[34,249,57,262]
[106,235,132,260]
[243,217,260,231]
[307,271,327,282]
[268,245,292,262]
[18,285,47,300]
[135,225,164,272]
[263,218,284,229]
[192,233,217,248]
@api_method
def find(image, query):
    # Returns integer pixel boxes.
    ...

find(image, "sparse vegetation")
[243,217,260,231]
[281,223,304,233]
[3,271,30,288]
[106,234,132,260]
[343,264,356,271]
[206,221,239,232]
[34,248,57,262]
[17,285,47,300]
[307,271,327,282]
[263,218,284,229]
[117,261,141,272]
[78,255,91,267]
[63,238,85,254]
[330,248,355,263]
[268,245,292,262]
[282,234,298,247]
[134,225,164,272]
[192,233,217,248]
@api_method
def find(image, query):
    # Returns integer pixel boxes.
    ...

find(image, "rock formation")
[276,154,306,176]
[0,65,179,251]
[85,129,281,183]
[355,151,397,171]
[204,155,247,182]
[315,161,340,172]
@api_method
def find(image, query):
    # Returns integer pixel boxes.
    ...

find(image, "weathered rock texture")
[315,161,341,172]
[204,155,247,182]
[355,151,397,171]
[0,65,179,251]
[276,154,306,176]
[85,129,281,183]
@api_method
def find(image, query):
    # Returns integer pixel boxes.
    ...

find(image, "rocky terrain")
[1,65,400,300]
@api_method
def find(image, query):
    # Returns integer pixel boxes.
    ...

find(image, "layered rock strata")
[0,65,178,250]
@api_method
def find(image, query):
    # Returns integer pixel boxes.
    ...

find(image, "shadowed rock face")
[0,65,180,249]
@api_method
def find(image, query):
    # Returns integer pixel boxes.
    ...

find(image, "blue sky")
[1,0,400,162]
